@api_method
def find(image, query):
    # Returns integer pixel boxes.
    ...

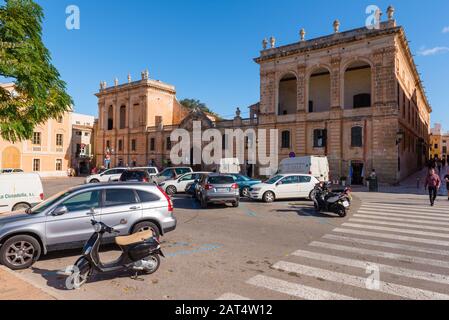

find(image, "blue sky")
[29,0,449,128]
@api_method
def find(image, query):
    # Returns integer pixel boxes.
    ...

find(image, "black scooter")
[67,217,164,289]
[312,182,350,217]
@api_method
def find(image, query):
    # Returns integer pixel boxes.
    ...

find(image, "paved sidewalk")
[0,267,55,300]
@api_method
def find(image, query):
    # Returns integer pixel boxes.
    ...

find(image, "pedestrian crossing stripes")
[217,200,449,300]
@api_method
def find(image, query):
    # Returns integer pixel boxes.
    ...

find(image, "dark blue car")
[229,174,262,197]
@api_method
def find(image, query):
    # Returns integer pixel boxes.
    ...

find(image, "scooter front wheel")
[142,254,160,275]
[66,260,91,290]
[336,205,347,218]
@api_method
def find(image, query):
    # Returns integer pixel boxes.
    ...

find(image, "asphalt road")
[12,178,360,300]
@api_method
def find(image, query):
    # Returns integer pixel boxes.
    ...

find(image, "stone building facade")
[94,8,431,184]
[71,113,95,175]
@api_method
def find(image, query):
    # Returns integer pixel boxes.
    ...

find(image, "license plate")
[216,188,229,192]
[343,201,350,208]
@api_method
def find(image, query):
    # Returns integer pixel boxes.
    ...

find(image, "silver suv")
[0,183,176,270]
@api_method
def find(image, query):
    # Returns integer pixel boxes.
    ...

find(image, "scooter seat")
[115,230,153,246]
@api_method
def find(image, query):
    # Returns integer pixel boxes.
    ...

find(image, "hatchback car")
[249,174,319,203]
[159,172,211,196]
[85,168,128,183]
[152,167,193,185]
[197,174,240,208]
[119,170,151,183]
[0,183,176,270]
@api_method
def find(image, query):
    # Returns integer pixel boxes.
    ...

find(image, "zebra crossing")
[217,200,449,300]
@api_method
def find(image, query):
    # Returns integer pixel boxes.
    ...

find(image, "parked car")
[249,174,319,203]
[84,167,128,183]
[119,169,152,183]
[228,174,262,197]
[0,169,24,174]
[0,173,44,213]
[185,173,210,198]
[0,183,176,270]
[197,174,240,208]
[159,172,211,196]
[151,167,193,185]
[134,167,159,177]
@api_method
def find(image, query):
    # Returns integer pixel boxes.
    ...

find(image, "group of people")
[424,167,449,206]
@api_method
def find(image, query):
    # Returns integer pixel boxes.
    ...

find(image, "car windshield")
[264,175,283,184]
[208,176,234,184]
[29,190,72,214]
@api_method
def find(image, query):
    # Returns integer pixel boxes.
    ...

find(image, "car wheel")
[262,191,275,203]
[0,235,41,270]
[309,190,316,201]
[12,203,31,211]
[90,179,99,183]
[241,187,250,198]
[232,200,240,208]
[166,185,177,196]
[132,222,161,239]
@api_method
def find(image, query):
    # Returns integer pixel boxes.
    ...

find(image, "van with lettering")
[0,173,44,214]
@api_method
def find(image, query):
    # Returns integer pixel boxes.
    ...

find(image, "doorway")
[351,161,364,185]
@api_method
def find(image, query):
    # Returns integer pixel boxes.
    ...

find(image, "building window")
[222,134,227,150]
[166,137,172,150]
[107,105,113,130]
[76,131,82,136]
[351,127,363,147]
[56,134,63,147]
[308,101,314,113]
[313,129,327,148]
[106,140,110,149]
[56,159,63,171]
[84,132,89,137]
[33,159,40,172]
[353,94,371,109]
[131,139,136,152]
[281,131,291,149]
[150,138,155,151]
[120,105,126,129]
[118,140,123,151]
[57,116,63,123]
[32,132,41,145]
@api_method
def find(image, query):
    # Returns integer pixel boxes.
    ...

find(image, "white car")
[159,172,211,196]
[0,173,44,213]
[134,167,159,177]
[85,168,128,184]
[249,174,319,203]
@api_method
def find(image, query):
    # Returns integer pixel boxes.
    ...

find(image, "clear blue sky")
[32,0,449,128]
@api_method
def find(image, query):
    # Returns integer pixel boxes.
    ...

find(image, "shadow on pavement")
[276,206,343,219]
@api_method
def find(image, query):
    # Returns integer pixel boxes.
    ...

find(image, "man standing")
[444,169,449,201]
[425,169,441,206]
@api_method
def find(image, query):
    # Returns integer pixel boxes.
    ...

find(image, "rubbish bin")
[368,177,378,192]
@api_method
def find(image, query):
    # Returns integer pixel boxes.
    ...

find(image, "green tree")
[179,98,221,119]
[0,0,72,142]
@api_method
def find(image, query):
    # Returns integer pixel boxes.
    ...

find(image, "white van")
[0,173,44,213]
[219,158,241,174]
[279,156,330,182]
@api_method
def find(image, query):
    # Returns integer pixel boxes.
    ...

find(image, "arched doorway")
[278,73,297,115]
[2,146,21,169]
[344,61,372,109]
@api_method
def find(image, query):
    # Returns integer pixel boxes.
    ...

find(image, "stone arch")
[307,65,332,113]
[277,72,298,116]
[2,146,21,169]
[342,58,373,109]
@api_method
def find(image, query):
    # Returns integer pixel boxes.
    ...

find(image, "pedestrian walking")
[425,168,441,207]
[445,169,449,201]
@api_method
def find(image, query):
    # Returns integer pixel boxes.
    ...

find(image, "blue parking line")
[165,243,223,258]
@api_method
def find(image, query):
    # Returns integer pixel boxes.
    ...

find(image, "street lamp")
[396,130,405,146]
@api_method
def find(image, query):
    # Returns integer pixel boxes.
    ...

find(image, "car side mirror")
[52,206,68,216]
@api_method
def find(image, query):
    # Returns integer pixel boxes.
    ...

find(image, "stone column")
[260,70,276,115]
[295,64,307,156]
[328,56,343,177]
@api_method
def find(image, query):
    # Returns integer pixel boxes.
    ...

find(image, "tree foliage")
[179,98,221,119]
[0,0,72,142]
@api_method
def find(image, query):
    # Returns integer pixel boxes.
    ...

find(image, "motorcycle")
[312,182,351,217]
[67,215,164,289]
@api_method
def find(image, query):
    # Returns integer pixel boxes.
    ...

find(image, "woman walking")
[425,169,441,207]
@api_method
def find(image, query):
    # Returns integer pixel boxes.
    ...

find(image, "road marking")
[342,223,449,239]
[360,204,449,214]
[357,210,449,221]
[246,275,356,300]
[333,228,449,247]
[310,242,449,269]
[291,249,449,285]
[349,218,449,232]
[322,234,449,257]
[353,214,449,226]
[272,261,449,300]
[216,293,250,300]
[359,208,449,219]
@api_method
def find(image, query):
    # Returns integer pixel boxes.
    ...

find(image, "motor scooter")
[67,214,164,289]
[312,182,350,217]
